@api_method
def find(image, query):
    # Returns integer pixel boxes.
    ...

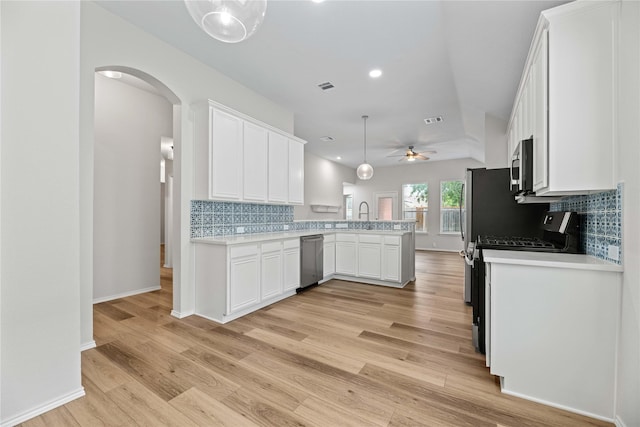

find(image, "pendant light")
[184,0,267,44]
[356,115,374,180]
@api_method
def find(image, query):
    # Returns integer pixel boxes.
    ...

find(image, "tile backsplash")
[190,200,413,238]
[549,183,623,264]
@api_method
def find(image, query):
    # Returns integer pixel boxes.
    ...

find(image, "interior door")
[374,191,398,220]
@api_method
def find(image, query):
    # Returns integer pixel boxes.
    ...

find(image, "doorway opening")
[92,67,180,315]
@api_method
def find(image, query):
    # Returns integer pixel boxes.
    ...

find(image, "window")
[402,184,428,232]
[440,180,464,233]
[344,194,353,220]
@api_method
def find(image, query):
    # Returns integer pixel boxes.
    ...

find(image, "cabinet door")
[323,242,335,277]
[243,122,268,202]
[382,244,400,282]
[283,248,300,292]
[261,246,283,300]
[210,108,243,200]
[228,254,260,314]
[288,139,304,205]
[335,242,356,275]
[268,132,288,203]
[358,243,381,279]
[532,30,549,192]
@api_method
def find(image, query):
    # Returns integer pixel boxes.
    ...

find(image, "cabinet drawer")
[384,236,401,246]
[323,234,336,243]
[283,239,300,249]
[262,241,282,253]
[336,233,357,242]
[230,244,259,258]
[359,234,382,244]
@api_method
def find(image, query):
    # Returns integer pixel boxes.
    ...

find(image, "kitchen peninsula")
[192,220,415,324]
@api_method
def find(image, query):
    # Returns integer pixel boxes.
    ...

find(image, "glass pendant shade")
[357,115,374,180]
[357,163,374,180]
[185,0,267,43]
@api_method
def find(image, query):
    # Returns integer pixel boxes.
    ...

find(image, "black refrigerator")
[462,168,548,303]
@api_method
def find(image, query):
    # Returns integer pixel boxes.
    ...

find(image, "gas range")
[476,235,559,252]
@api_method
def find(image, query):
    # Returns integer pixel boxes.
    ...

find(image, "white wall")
[93,74,172,302]
[1,2,83,424]
[483,113,509,169]
[615,1,640,426]
[80,1,295,341]
[294,152,356,220]
[352,158,485,251]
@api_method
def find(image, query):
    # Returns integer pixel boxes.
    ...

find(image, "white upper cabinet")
[194,100,306,204]
[243,122,268,202]
[288,139,304,205]
[210,108,243,200]
[268,131,289,203]
[508,1,618,196]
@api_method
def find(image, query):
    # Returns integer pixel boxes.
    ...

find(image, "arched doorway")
[92,65,181,329]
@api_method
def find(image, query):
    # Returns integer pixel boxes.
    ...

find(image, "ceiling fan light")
[357,163,374,180]
[407,156,415,162]
[184,0,267,44]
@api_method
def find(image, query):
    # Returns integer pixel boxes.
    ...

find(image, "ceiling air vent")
[319,136,335,142]
[424,116,443,125]
[318,81,335,91]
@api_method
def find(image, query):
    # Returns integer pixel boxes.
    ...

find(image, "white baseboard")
[415,247,462,253]
[171,309,194,319]
[1,387,85,427]
[93,285,161,304]
[80,340,96,352]
[500,387,614,424]
[615,415,628,427]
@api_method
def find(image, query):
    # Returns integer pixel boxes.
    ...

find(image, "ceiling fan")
[387,146,436,162]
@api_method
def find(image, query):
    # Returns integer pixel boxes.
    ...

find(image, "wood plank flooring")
[20,248,611,426]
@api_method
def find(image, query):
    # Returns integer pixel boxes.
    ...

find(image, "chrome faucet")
[358,201,370,222]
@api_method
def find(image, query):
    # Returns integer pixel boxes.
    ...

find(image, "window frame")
[401,183,429,234]
[439,179,464,235]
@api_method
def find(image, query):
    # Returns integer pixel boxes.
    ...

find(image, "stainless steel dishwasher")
[299,234,324,292]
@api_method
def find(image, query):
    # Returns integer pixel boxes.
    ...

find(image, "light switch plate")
[393,224,401,230]
[336,223,348,229]
[607,245,619,261]
[236,226,245,234]
[325,224,332,229]
[283,224,289,230]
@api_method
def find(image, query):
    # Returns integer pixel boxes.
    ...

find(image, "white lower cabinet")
[323,234,336,279]
[195,239,299,324]
[228,245,260,314]
[382,236,401,282]
[260,241,283,300]
[283,239,300,292]
[335,234,357,275]
[358,235,382,279]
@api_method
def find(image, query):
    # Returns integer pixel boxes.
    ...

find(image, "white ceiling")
[96,0,568,169]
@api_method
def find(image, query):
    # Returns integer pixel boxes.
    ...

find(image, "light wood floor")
[21,249,610,427]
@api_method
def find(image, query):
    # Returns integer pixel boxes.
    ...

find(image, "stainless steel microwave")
[511,138,533,195]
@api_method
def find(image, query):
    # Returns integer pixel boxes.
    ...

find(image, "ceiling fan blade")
[417,150,436,155]
[415,154,429,160]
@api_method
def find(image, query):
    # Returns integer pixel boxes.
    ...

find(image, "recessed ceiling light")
[311,0,325,3]
[369,69,382,78]
[319,136,335,142]
[98,70,122,79]
[336,156,341,160]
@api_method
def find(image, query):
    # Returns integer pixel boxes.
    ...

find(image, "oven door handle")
[464,254,475,267]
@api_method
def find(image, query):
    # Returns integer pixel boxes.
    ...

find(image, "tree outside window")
[402,183,428,232]
[440,180,464,233]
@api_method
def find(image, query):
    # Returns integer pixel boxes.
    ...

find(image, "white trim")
[615,415,628,427]
[171,309,195,319]
[415,247,461,253]
[92,285,161,304]
[500,386,614,423]
[1,387,85,427]
[80,340,96,352]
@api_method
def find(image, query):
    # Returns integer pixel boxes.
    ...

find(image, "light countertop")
[192,229,411,246]
[483,249,623,272]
